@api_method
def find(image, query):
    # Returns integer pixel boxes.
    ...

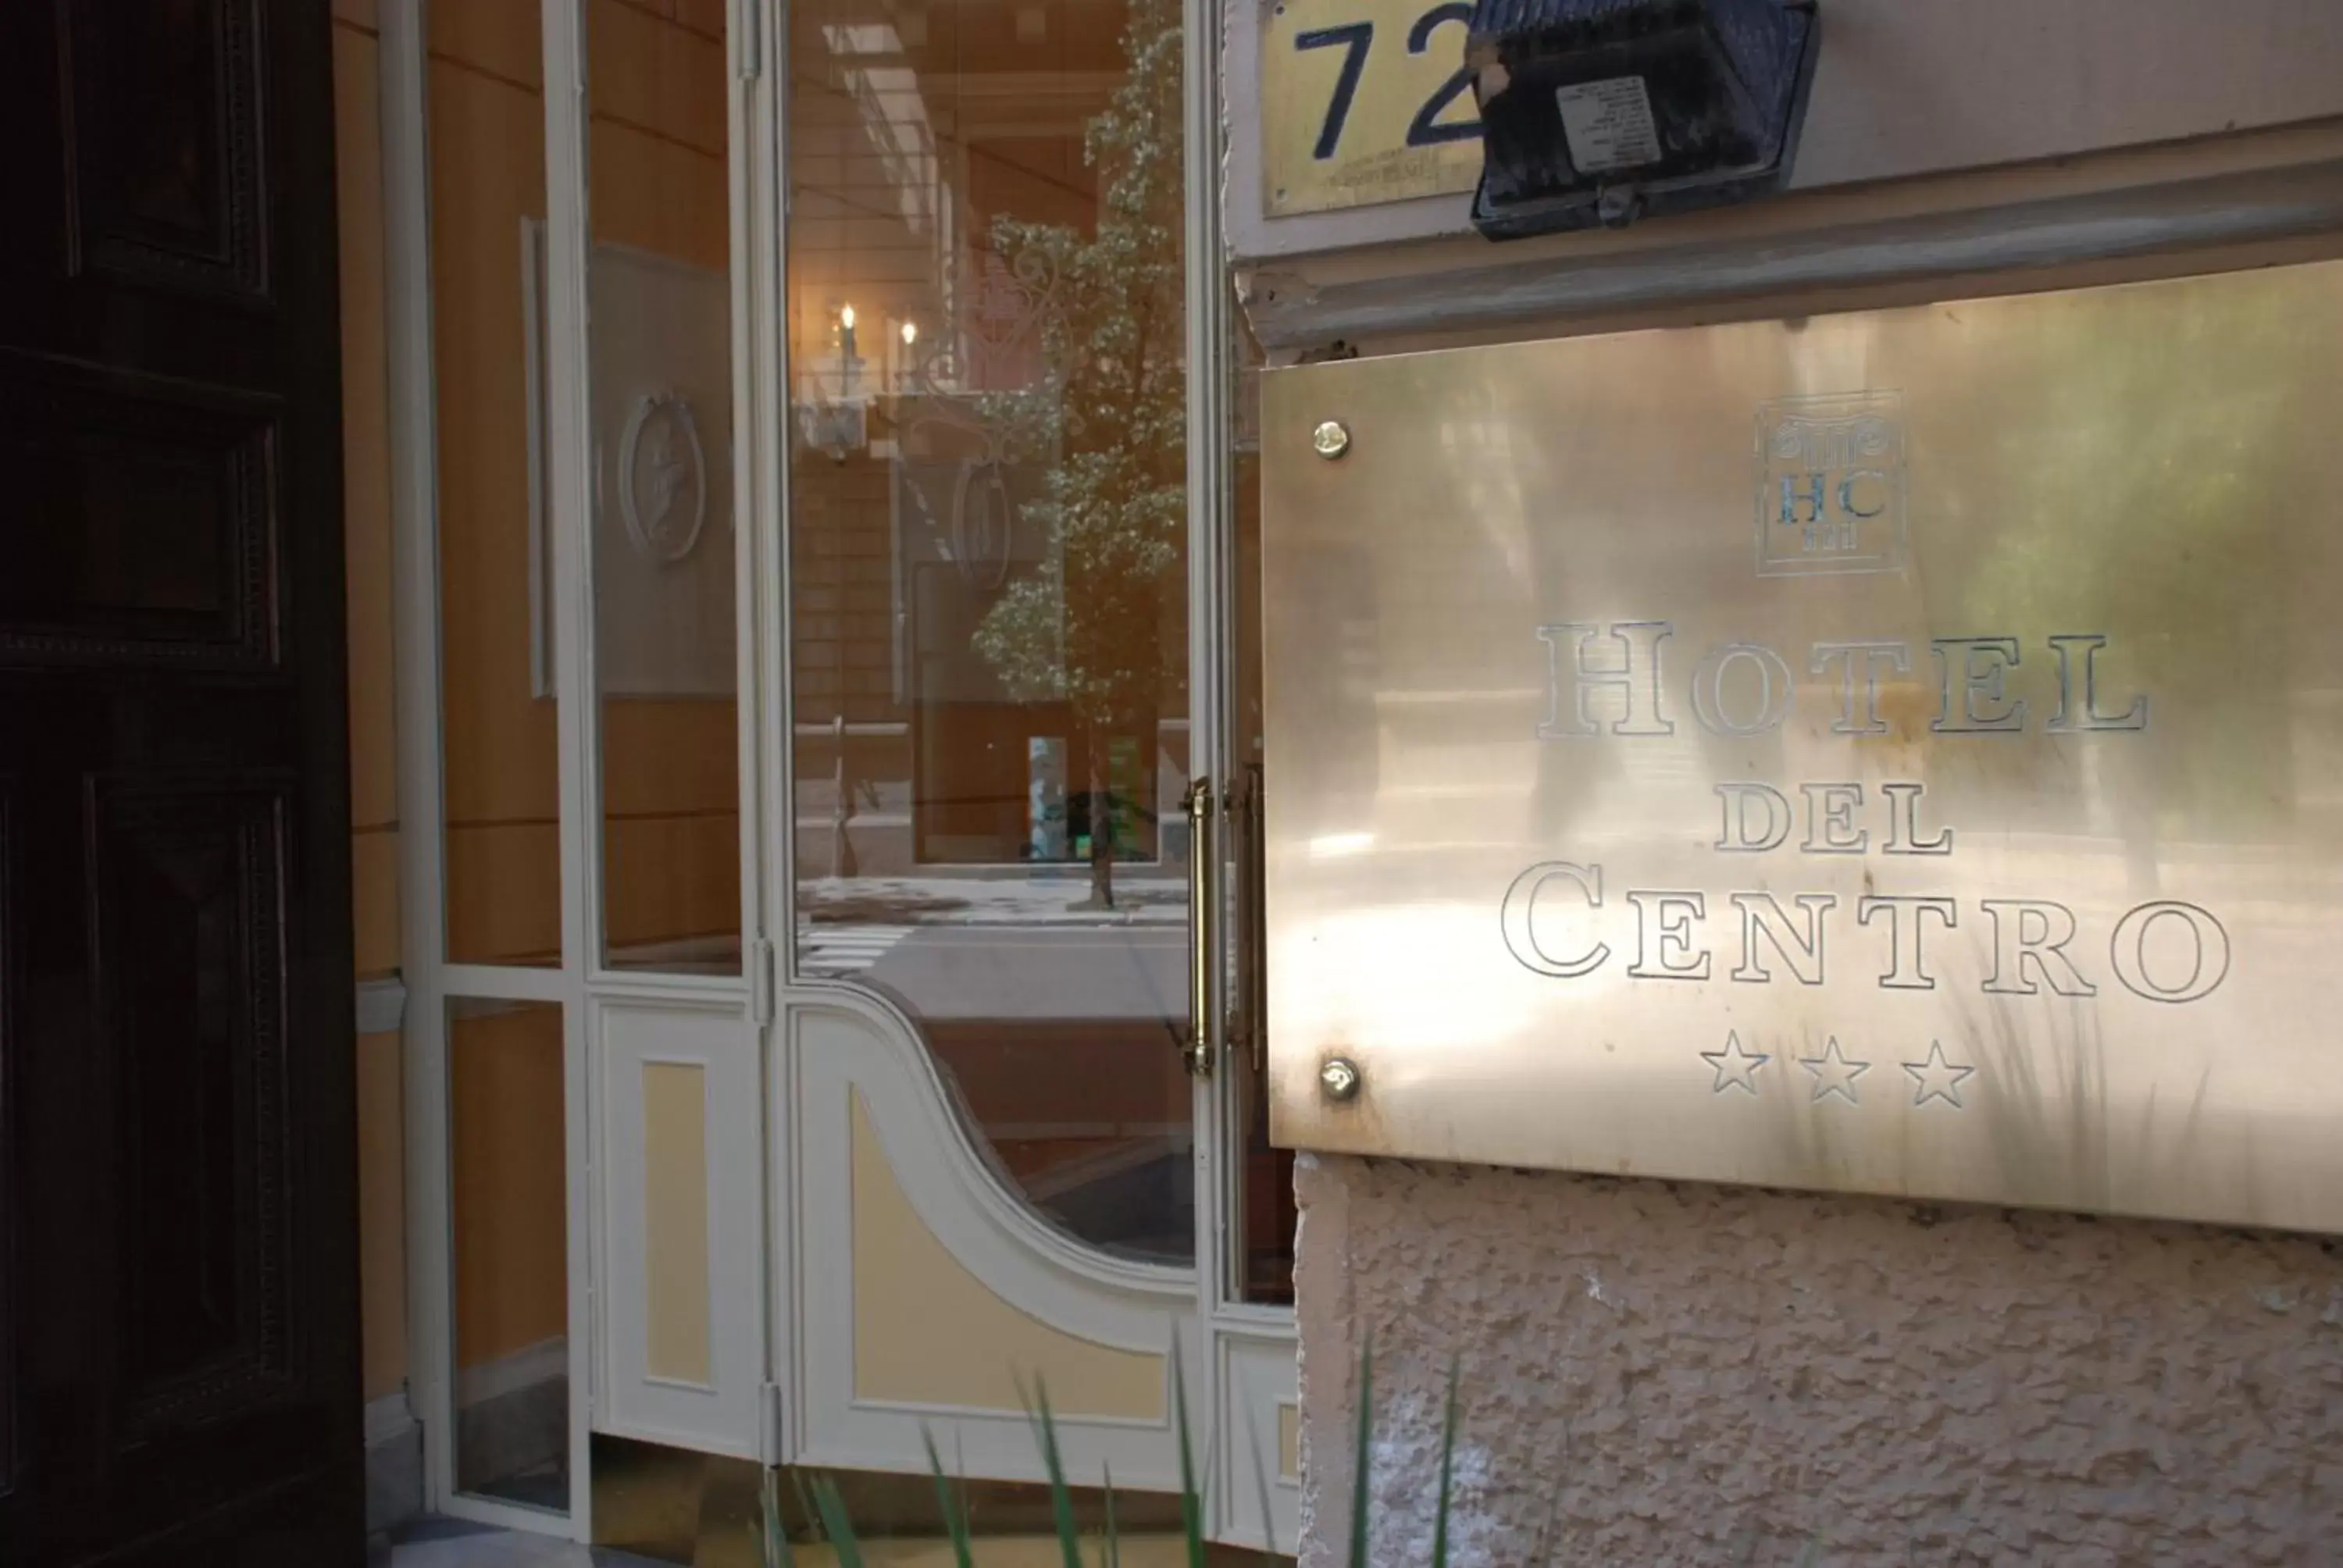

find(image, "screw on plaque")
[1312,419,1351,459]
[1319,1057,1361,1101]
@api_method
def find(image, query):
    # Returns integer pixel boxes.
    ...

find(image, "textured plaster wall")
[1294,1154,2343,1566]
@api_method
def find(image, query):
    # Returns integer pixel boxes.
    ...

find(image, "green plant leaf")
[922,1427,975,1568]
[1172,1335,1207,1568]
[790,1470,820,1542]
[758,1466,796,1568]
[1023,1379,1085,1568]
[1103,1462,1122,1568]
[808,1477,865,1568]
[1431,1354,1460,1568]
[1348,1337,1374,1568]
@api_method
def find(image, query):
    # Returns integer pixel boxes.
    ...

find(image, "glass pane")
[449,997,569,1512]
[588,0,744,975]
[431,0,562,966]
[1229,302,1293,1305]
[786,0,1194,1264]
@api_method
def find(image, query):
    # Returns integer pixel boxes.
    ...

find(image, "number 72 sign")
[1261,0,1484,217]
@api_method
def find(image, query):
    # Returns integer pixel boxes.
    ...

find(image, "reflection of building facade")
[781,0,1206,1304]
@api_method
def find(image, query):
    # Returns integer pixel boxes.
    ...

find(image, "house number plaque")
[1260,259,2343,1233]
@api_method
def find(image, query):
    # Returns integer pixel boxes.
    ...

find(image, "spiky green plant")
[759,1348,1853,1568]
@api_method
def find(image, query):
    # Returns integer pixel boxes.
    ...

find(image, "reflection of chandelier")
[799,395,867,464]
[879,243,1067,578]
[801,301,869,461]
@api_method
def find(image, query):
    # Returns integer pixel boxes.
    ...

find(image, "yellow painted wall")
[431,0,561,967]
[851,1096,1168,1422]
[449,1003,571,1368]
[589,0,742,960]
[641,1061,714,1385]
[433,0,741,970]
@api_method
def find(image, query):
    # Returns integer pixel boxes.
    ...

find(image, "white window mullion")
[379,0,460,1522]
[737,0,798,1466]
[540,0,599,1540]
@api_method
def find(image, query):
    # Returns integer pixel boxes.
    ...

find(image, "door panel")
[783,0,1198,1276]
[0,780,16,1505]
[787,993,1196,1487]
[61,0,269,301]
[1215,1331,1300,1553]
[0,369,278,668]
[594,998,764,1459]
[0,1,358,1563]
[768,0,1299,1545]
[92,775,298,1439]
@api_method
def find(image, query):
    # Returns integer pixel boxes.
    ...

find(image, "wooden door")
[0,2,361,1563]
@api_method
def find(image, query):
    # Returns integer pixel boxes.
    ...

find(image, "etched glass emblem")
[1754,390,1906,576]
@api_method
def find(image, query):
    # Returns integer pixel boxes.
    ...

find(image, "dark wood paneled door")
[0,2,362,1563]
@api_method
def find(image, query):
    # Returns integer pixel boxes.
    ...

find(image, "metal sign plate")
[1261,260,2343,1232]
[1260,0,1483,217]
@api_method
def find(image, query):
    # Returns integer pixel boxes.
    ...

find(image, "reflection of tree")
[970,0,1185,908]
[1958,287,2322,838]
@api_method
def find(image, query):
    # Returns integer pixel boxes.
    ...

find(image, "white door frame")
[385,0,601,1536]
[387,0,1294,1545]
[746,0,1299,1548]
[384,0,772,1538]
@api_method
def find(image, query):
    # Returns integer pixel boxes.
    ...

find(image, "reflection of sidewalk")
[800,924,914,975]
[797,875,1188,928]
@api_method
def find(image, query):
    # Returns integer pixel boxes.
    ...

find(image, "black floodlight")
[1466,0,1820,241]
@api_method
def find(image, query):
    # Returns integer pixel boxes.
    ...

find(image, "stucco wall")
[1294,1153,2343,1565]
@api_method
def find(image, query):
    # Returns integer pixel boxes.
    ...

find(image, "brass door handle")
[1181,776,1216,1078]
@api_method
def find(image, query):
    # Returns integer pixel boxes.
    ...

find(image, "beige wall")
[1294,1156,2343,1564]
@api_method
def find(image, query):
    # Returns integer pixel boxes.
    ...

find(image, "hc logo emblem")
[1754,391,1906,576]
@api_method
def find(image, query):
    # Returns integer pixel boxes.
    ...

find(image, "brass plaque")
[1262,261,2343,1232]
[1261,0,1483,217]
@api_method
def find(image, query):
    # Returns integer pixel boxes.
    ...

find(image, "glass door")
[386,0,1298,1546]
[765,0,1297,1548]
[785,0,1196,1269]
[386,0,770,1538]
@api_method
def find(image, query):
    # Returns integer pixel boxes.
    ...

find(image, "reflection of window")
[789,0,1196,1266]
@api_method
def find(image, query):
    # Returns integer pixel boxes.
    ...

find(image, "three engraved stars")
[1699,1031,1976,1108]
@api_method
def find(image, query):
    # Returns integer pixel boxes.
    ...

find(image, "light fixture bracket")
[1466,0,1821,241]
